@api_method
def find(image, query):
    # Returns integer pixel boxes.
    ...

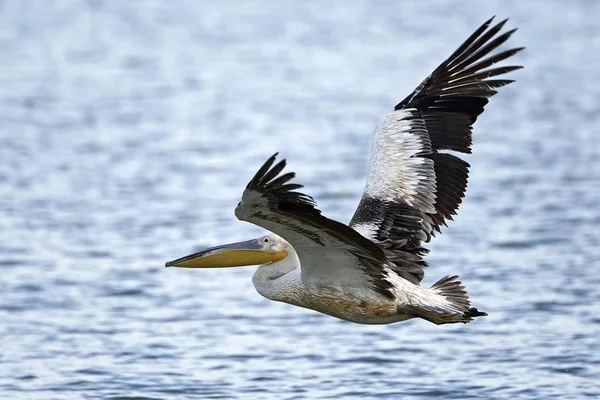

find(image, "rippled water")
[1,1,599,399]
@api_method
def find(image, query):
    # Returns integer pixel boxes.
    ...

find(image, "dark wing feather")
[351,17,523,285]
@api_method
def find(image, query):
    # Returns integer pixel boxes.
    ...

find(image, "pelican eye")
[263,238,269,243]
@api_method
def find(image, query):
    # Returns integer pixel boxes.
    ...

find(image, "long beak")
[165,239,287,269]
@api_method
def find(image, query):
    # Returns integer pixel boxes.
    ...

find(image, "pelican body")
[166,17,523,325]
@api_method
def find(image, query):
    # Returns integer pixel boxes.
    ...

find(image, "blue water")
[1,1,599,399]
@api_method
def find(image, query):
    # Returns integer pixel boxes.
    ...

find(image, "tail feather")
[431,275,487,323]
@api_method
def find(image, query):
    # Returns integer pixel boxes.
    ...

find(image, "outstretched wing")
[350,17,523,285]
[235,154,395,299]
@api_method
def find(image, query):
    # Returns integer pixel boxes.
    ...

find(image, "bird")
[166,17,523,325]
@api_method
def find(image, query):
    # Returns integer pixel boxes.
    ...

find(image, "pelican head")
[165,233,290,269]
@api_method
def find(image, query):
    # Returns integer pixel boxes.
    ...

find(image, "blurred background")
[1,0,599,399]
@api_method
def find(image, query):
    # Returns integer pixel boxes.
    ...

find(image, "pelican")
[166,17,523,325]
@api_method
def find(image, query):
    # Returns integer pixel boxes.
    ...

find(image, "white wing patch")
[352,222,381,240]
[364,109,436,214]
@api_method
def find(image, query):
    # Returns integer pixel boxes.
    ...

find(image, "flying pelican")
[166,17,523,325]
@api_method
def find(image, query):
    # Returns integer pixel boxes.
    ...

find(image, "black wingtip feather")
[395,17,522,113]
[259,159,287,186]
[249,153,278,188]
[443,16,496,66]
[247,154,317,209]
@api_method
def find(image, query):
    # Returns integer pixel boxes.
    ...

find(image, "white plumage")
[366,109,437,213]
